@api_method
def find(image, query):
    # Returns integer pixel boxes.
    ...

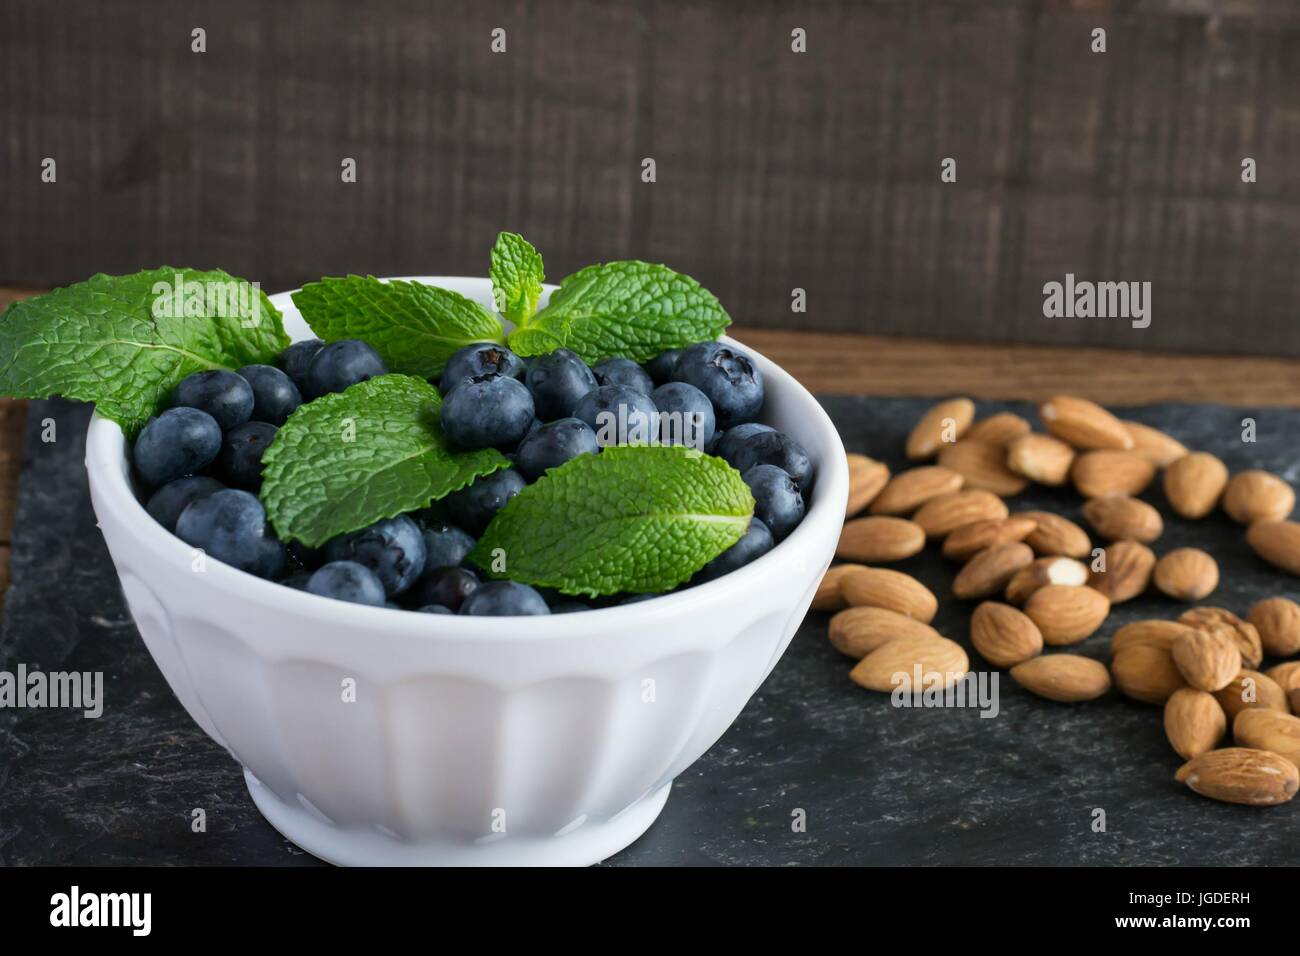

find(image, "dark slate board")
[2,396,1298,866]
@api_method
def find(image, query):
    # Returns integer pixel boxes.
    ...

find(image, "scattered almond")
[1005,556,1090,604]
[1178,607,1263,669]
[937,441,1029,496]
[812,564,867,612]
[828,606,942,659]
[1112,644,1189,705]
[836,516,926,563]
[1070,450,1157,499]
[1163,452,1229,519]
[1250,597,1300,658]
[1153,548,1219,601]
[953,543,1035,601]
[1111,619,1200,655]
[905,398,975,460]
[1171,627,1242,692]
[1266,660,1300,695]
[1088,539,1155,603]
[849,635,969,692]
[868,466,964,516]
[1081,495,1163,543]
[970,601,1043,667]
[1038,395,1133,450]
[1175,747,1299,806]
[1122,421,1188,467]
[1212,670,1289,722]
[1222,470,1295,525]
[1163,689,1226,759]
[1010,654,1111,702]
[941,516,1038,562]
[1006,433,1075,487]
[965,412,1031,447]
[1023,584,1110,645]
[1245,520,1300,577]
[912,490,1009,538]
[845,454,889,518]
[1292,688,1300,715]
[1233,708,1300,767]
[1018,511,1092,558]
[840,567,938,623]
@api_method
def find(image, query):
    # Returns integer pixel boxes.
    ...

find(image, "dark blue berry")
[515,417,599,481]
[420,521,476,568]
[439,343,525,393]
[411,565,479,611]
[524,349,597,420]
[277,339,325,393]
[714,423,775,465]
[651,381,716,449]
[306,561,386,606]
[440,373,535,450]
[133,407,223,487]
[175,489,286,578]
[573,385,659,447]
[281,572,313,591]
[305,339,387,398]
[145,475,225,532]
[418,604,454,614]
[460,581,550,616]
[742,465,805,542]
[324,515,426,596]
[170,370,254,430]
[237,364,302,426]
[443,468,526,535]
[644,349,682,385]
[728,430,813,487]
[673,342,764,429]
[693,518,774,583]
[218,421,277,491]
[593,357,654,395]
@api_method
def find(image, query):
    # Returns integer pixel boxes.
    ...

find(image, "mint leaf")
[469,445,754,597]
[508,260,730,364]
[291,276,505,379]
[0,268,287,436]
[489,232,544,326]
[261,374,509,547]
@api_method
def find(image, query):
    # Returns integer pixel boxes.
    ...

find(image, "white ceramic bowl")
[84,277,848,866]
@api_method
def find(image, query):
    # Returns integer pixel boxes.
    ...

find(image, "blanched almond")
[1178,607,1263,669]
[1175,748,1299,806]
[1212,670,1289,722]
[1017,511,1092,558]
[1081,495,1162,543]
[836,516,926,563]
[1233,708,1300,767]
[840,567,938,623]
[906,398,975,460]
[1153,548,1219,601]
[845,454,890,518]
[1023,584,1110,646]
[912,490,1009,538]
[941,516,1038,561]
[1171,627,1241,692]
[937,441,1028,496]
[1038,395,1133,450]
[965,412,1031,447]
[1006,433,1075,486]
[970,601,1043,667]
[1010,654,1110,702]
[1087,539,1154,603]
[1123,420,1188,467]
[1004,556,1090,604]
[812,563,868,612]
[1246,521,1300,577]
[1070,450,1156,499]
[1222,470,1295,525]
[1112,644,1188,705]
[1250,597,1300,658]
[1163,452,1229,519]
[1163,688,1226,759]
[868,466,964,516]
[953,543,1035,601]
[850,635,969,692]
[828,606,942,659]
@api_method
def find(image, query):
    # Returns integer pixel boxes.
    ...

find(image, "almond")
[840,567,938,623]
[941,516,1038,561]
[1010,654,1110,702]
[1246,521,1300,577]
[1112,643,1188,705]
[1171,627,1242,692]
[965,412,1031,448]
[1178,607,1263,669]
[828,606,942,659]
[1212,670,1289,722]
[845,454,890,518]
[1038,395,1133,451]
[849,635,969,692]
[812,563,867,612]
[1004,556,1090,604]
[1111,619,1200,655]
[953,542,1035,600]
[1175,747,1299,806]
[1081,495,1163,543]
[868,466,964,516]
[937,441,1028,496]
[1266,661,1300,695]
[906,397,975,460]
[1163,452,1229,519]
[1153,548,1219,601]
[912,490,1009,538]
[1163,688,1226,759]
[1233,708,1300,767]
[1006,433,1075,486]
[1292,688,1300,715]
[1087,539,1155,603]
[1122,420,1188,467]
[1250,597,1300,658]
[1222,470,1295,525]
[1017,511,1092,558]
[836,516,926,563]
[1023,584,1110,646]
[970,601,1043,667]
[1070,450,1157,499]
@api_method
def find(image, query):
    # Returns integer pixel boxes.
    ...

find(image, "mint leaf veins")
[489,231,545,326]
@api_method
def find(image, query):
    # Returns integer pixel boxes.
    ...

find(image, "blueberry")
[175,489,286,578]
[672,342,764,429]
[644,349,682,385]
[324,515,426,596]
[420,521,476,568]
[714,422,776,465]
[277,339,325,393]
[728,430,813,487]
[411,566,479,611]
[287,539,325,573]
[742,465,805,542]
[443,468,526,535]
[305,339,387,397]
[417,604,454,614]
[693,518,774,583]
[218,421,277,491]
[170,370,254,430]
[306,560,386,606]
[133,407,223,487]
[592,357,654,395]
[515,418,599,481]
[550,601,591,614]
[651,382,716,449]
[145,475,225,533]
[460,581,551,616]
[441,374,535,450]
[439,343,525,393]
[281,572,313,591]
[524,349,597,420]
[237,364,302,426]
[573,385,659,447]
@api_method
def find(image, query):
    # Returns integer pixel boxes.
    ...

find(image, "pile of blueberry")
[130,337,812,615]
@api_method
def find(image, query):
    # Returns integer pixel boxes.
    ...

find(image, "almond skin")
[1178,607,1263,669]
[836,516,926,563]
[1038,395,1133,450]
[965,412,1031,447]
[868,466,964,516]
[1153,548,1219,601]
[937,441,1028,496]
[1122,420,1188,467]
[840,567,938,623]
[1081,495,1163,544]
[1246,520,1300,577]
[845,454,890,518]
[1164,688,1226,759]
[1222,470,1295,525]
[1171,627,1242,692]
[1113,643,1189,705]
[1163,452,1229,519]
[812,563,868,612]
[952,542,1035,601]
[970,601,1043,667]
[1233,708,1300,767]
[1010,654,1111,702]
[1006,433,1075,487]
[1088,539,1155,603]
[941,516,1038,562]
[1111,619,1201,655]
[1023,584,1110,646]
[1250,597,1300,657]
[1005,556,1090,604]
[1175,748,1299,806]
[1265,660,1300,695]
[1070,450,1157,499]
[828,606,942,659]
[912,490,1009,538]
[1212,670,1289,722]
[906,398,975,460]
[849,635,969,692]
[1017,511,1092,558]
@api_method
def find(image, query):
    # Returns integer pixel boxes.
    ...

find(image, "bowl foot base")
[244,770,671,866]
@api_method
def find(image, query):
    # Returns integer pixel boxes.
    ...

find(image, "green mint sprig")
[489,232,545,326]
